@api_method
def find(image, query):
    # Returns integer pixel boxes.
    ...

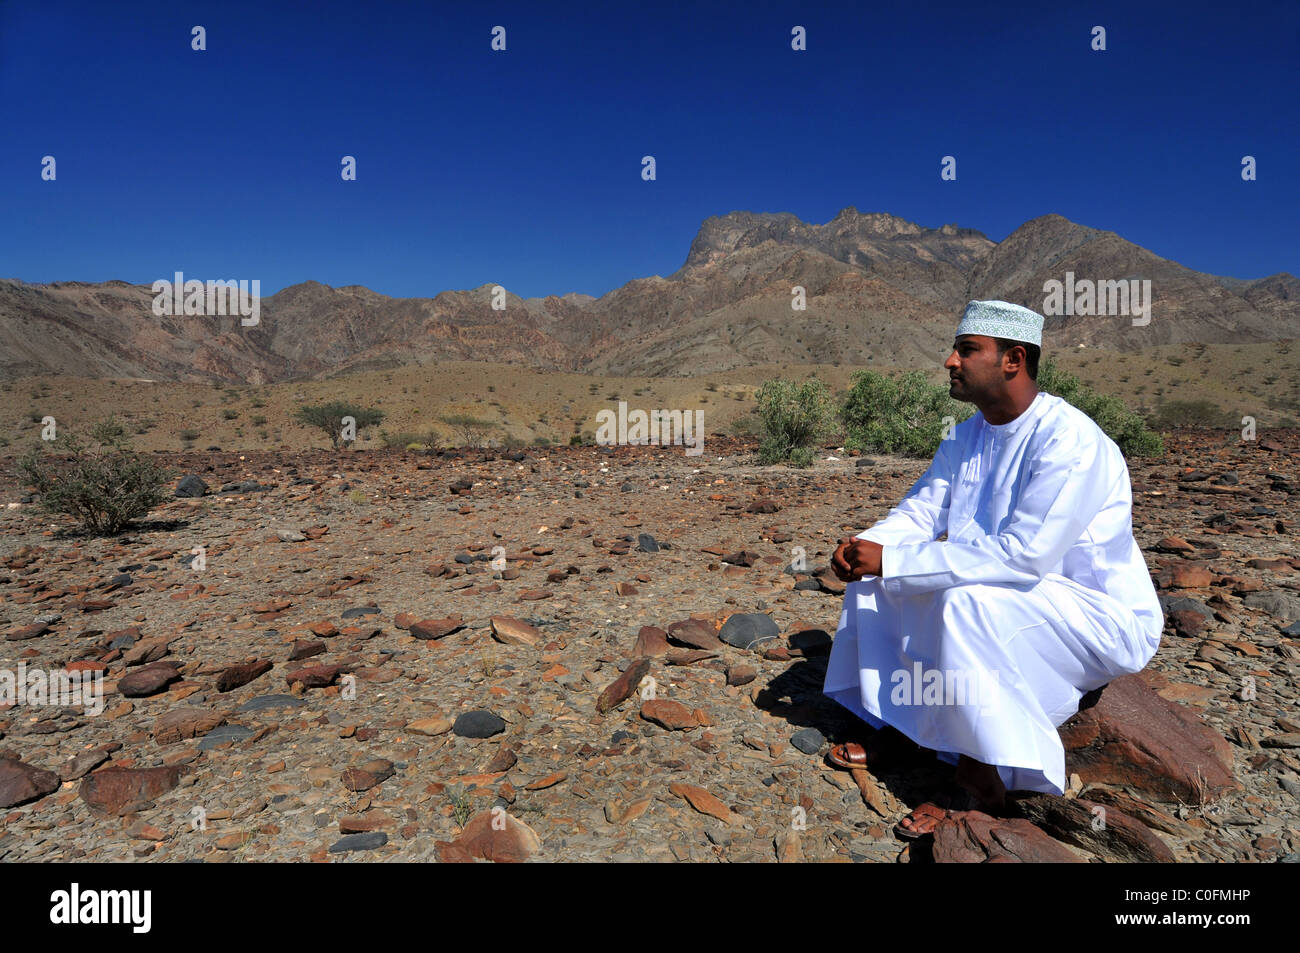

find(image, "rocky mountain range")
[2,211,1295,383]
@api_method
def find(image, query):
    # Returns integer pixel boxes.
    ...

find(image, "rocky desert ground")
[0,427,1297,863]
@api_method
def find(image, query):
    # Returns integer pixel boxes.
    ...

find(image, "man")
[821,299,1164,837]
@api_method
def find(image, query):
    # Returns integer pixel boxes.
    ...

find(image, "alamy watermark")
[594,400,704,456]
[1,663,104,716]
[151,271,260,326]
[1043,271,1151,326]
[890,662,1001,715]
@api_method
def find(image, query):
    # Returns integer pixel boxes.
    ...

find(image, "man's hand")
[831,537,883,582]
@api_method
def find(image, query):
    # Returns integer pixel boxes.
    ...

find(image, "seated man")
[822,299,1164,837]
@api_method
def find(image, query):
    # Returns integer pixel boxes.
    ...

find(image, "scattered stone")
[453,710,506,738]
[631,626,670,658]
[790,727,826,754]
[411,617,465,640]
[174,474,209,498]
[719,613,780,649]
[597,658,652,714]
[216,659,273,693]
[117,662,181,697]
[407,717,453,736]
[932,810,1083,863]
[640,699,701,731]
[238,694,307,713]
[489,616,541,647]
[153,708,226,745]
[328,832,388,853]
[80,766,181,816]
[1060,674,1238,804]
[198,725,256,750]
[0,758,60,808]
[668,782,735,823]
[453,810,542,862]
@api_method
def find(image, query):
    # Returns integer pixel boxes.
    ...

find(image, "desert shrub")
[754,377,835,465]
[295,401,385,450]
[841,370,973,458]
[179,428,200,442]
[379,429,440,450]
[250,415,267,427]
[1144,398,1232,431]
[1038,358,1164,456]
[222,409,239,420]
[16,418,172,535]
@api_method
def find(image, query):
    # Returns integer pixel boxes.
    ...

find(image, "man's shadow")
[753,637,973,856]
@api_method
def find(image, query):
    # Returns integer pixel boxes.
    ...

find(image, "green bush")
[179,428,200,442]
[1037,358,1164,456]
[379,429,440,450]
[754,377,835,465]
[295,401,385,450]
[1143,398,1231,431]
[16,418,172,535]
[840,370,973,458]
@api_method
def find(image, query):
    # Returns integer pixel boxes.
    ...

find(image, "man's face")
[944,334,1009,403]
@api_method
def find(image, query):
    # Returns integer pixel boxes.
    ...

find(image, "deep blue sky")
[2,0,1296,300]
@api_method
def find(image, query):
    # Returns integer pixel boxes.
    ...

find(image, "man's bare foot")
[895,802,948,839]
[954,755,1007,814]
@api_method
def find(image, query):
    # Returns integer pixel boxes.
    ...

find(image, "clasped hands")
[830,537,883,582]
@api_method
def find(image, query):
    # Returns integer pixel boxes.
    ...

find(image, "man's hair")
[992,337,1040,381]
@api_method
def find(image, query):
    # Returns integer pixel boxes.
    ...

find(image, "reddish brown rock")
[216,659,272,692]
[285,664,342,688]
[454,810,542,862]
[0,758,61,808]
[5,622,49,641]
[726,664,758,686]
[668,782,735,823]
[596,658,652,714]
[1010,794,1176,863]
[435,839,476,863]
[288,640,326,661]
[665,618,722,650]
[640,698,700,731]
[153,708,226,745]
[117,662,181,697]
[631,626,670,658]
[1060,673,1238,804]
[80,766,181,816]
[932,810,1083,863]
[410,617,465,641]
[341,759,395,792]
[489,616,541,647]
[482,746,518,773]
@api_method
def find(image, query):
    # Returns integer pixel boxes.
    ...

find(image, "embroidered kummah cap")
[955,300,1044,347]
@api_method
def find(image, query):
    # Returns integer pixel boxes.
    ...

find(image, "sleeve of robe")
[853,434,955,547]
[878,425,1111,595]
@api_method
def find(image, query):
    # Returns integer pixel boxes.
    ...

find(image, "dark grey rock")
[237,694,307,713]
[791,727,827,754]
[341,606,380,620]
[1159,595,1214,620]
[637,534,659,553]
[108,573,133,588]
[1244,592,1300,621]
[198,725,256,750]
[174,474,209,498]
[328,832,388,853]
[719,613,781,649]
[854,458,876,468]
[793,578,822,591]
[453,710,506,738]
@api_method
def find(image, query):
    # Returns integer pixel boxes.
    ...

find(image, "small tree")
[294,401,385,450]
[754,377,835,466]
[17,417,173,535]
[439,413,498,449]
